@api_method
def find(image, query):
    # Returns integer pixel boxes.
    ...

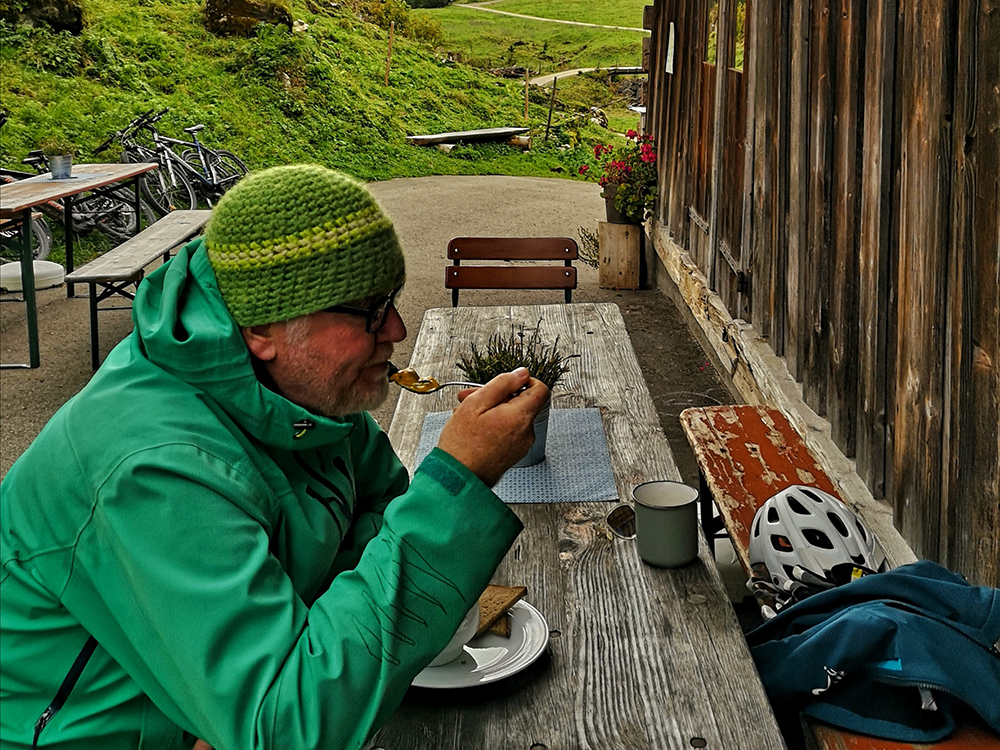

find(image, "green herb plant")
[38,132,79,157]
[456,321,578,390]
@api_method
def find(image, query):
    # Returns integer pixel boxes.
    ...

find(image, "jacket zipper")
[31,635,98,749]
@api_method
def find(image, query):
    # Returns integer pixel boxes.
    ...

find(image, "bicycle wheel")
[0,217,53,263]
[77,191,157,244]
[212,150,249,195]
[142,161,198,215]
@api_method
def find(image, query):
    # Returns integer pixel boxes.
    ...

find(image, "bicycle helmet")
[748,485,888,595]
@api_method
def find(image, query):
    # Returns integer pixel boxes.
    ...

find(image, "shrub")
[456,322,577,389]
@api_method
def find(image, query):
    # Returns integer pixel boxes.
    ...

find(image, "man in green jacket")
[0,165,547,749]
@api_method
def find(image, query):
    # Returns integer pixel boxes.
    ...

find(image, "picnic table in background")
[0,162,156,368]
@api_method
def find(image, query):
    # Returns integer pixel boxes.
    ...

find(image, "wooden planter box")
[598,221,641,290]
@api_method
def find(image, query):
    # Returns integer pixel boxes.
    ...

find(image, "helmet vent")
[828,512,850,537]
[803,528,834,549]
[770,534,793,551]
[855,520,870,543]
[752,516,762,537]
[767,506,780,523]
[787,496,811,515]
[802,488,825,503]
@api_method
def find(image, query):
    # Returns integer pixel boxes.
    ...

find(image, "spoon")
[388,362,482,395]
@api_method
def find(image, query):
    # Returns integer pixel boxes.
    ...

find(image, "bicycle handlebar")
[93,109,163,153]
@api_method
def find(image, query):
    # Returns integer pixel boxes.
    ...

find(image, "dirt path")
[458,2,648,33]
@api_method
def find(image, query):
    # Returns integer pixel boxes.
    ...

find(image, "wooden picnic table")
[0,162,156,368]
[372,302,787,749]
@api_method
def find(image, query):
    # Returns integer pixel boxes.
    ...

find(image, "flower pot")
[49,154,73,179]
[602,184,634,225]
[514,398,551,467]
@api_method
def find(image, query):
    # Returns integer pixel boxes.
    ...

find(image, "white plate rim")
[411,600,549,689]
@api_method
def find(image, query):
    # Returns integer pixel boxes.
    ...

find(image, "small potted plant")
[455,322,577,466]
[38,133,79,179]
[578,130,658,224]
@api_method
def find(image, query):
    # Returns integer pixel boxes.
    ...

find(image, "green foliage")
[0,0,638,187]
[456,322,577,389]
[347,0,443,45]
[38,131,78,156]
[579,131,657,222]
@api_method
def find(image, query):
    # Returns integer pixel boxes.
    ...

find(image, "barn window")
[705,0,719,64]
[732,0,747,70]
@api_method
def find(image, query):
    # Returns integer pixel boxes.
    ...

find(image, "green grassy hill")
[0,0,640,183]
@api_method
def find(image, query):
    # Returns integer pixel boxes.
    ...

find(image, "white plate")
[411,600,549,689]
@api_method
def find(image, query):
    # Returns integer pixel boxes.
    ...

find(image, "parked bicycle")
[95,109,249,215]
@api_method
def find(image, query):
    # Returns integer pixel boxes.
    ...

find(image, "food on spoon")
[388,367,440,393]
[476,584,527,638]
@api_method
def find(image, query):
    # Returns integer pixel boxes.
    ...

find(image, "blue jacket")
[746,560,1000,742]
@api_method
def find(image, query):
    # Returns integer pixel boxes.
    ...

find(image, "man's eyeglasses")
[323,284,403,333]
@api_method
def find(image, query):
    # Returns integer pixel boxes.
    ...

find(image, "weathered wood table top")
[374,303,786,749]
[0,162,156,218]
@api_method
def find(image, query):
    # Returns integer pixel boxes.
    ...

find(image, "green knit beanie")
[205,164,406,326]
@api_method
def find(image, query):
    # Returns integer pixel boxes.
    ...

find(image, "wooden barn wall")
[646,0,1000,586]
[941,0,999,584]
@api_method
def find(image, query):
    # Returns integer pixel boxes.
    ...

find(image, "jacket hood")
[126,238,354,450]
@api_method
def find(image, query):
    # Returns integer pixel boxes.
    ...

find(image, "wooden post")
[598,221,641,290]
[385,21,394,86]
[544,77,557,141]
[524,70,530,119]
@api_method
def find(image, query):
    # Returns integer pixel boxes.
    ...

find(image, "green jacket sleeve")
[59,443,521,750]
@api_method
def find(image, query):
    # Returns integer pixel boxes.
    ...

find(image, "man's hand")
[436,368,549,487]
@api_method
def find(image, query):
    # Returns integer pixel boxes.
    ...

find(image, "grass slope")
[414,4,646,73]
[1,0,622,183]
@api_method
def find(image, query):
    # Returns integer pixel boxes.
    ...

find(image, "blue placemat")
[414,408,618,504]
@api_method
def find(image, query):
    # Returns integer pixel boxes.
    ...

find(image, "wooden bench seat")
[445,236,578,306]
[65,210,211,369]
[679,404,998,750]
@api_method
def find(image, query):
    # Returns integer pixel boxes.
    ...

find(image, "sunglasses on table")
[323,284,403,333]
[605,503,636,540]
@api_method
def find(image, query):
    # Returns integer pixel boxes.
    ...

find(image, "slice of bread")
[476,584,527,638]
[486,614,511,638]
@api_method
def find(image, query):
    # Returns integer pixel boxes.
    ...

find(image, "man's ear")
[241,324,279,362]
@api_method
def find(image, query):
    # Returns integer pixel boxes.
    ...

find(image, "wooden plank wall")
[893,2,954,560]
[646,0,1000,586]
[942,0,1000,584]
[855,0,898,503]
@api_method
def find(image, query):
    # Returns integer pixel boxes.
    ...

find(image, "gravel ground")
[1,173,757,619]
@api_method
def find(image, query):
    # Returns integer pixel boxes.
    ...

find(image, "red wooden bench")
[679,404,1000,750]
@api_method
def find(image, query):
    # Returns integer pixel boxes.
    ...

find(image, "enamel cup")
[632,480,699,568]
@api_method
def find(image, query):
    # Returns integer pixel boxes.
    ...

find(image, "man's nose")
[378,304,407,343]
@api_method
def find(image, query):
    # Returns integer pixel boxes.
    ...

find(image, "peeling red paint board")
[812,720,1000,749]
[680,405,837,575]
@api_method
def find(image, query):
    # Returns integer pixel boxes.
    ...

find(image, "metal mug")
[632,480,699,568]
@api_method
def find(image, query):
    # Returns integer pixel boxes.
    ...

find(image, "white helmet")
[748,485,888,593]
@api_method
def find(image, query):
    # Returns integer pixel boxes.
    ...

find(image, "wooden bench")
[65,210,211,369]
[445,236,578,306]
[679,404,999,750]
